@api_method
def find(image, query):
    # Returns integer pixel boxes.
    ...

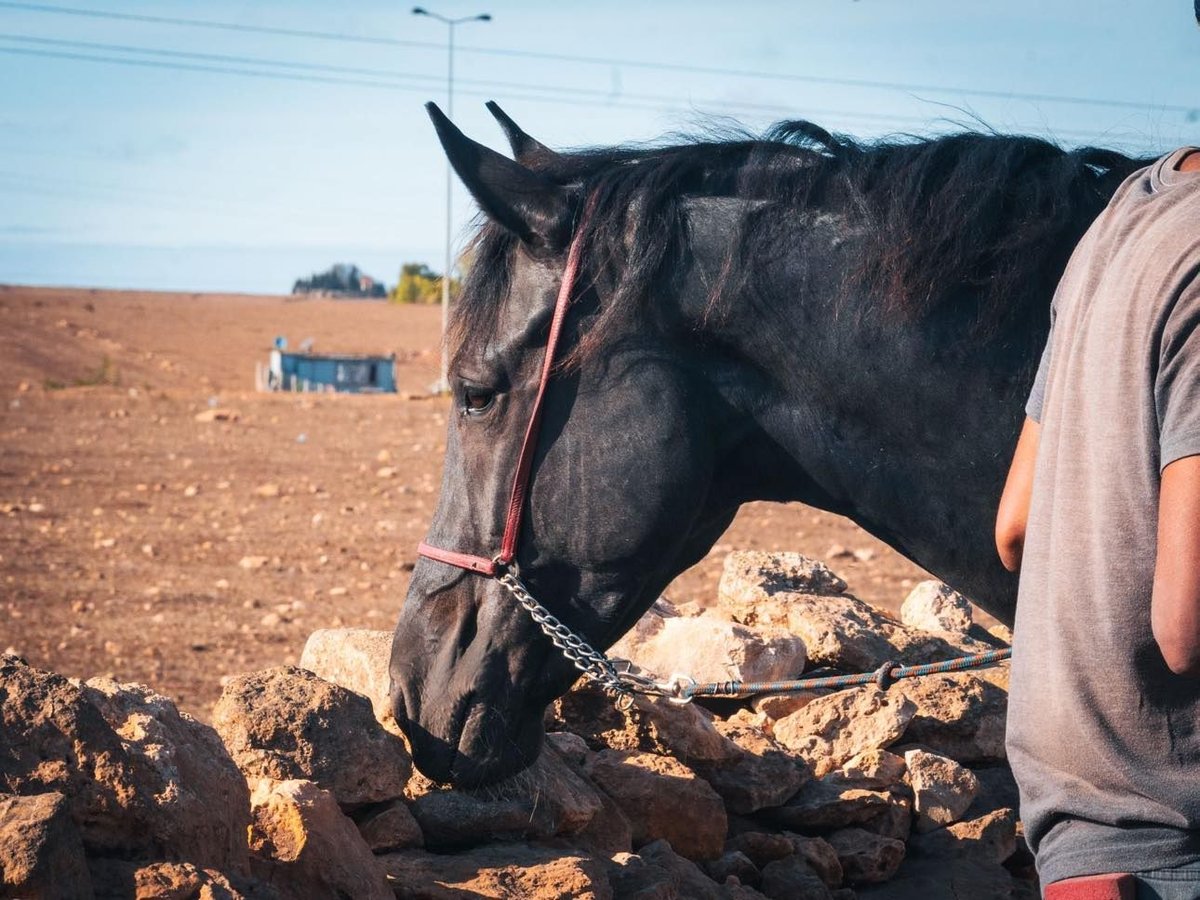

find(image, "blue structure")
[259,345,397,394]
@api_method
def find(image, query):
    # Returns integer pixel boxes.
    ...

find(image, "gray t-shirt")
[1009,147,1200,884]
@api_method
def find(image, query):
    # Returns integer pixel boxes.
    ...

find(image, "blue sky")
[1,0,1198,294]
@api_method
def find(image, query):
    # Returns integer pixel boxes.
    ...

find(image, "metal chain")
[496,567,638,704]
[494,563,1008,708]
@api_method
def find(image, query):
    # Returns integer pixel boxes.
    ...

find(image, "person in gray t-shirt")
[995,147,1200,893]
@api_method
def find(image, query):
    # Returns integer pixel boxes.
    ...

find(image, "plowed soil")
[0,284,935,718]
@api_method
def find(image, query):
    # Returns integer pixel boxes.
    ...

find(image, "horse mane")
[450,120,1152,368]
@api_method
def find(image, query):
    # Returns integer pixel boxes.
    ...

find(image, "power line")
[0,33,939,128]
[1,0,1196,119]
[0,40,1179,150]
[0,43,947,135]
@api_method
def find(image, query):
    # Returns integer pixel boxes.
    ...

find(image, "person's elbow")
[1153,617,1200,676]
[994,516,1025,573]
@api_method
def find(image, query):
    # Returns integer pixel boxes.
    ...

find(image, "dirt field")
[0,284,935,719]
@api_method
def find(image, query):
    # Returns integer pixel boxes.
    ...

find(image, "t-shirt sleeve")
[1156,277,1200,471]
[1025,299,1057,424]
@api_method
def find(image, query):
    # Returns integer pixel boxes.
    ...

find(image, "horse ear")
[485,101,555,165]
[426,102,571,250]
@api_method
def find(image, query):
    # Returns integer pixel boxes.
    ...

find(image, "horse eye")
[462,387,495,415]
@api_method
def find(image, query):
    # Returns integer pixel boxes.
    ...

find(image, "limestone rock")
[87,860,248,900]
[751,693,822,720]
[352,799,423,852]
[248,778,391,900]
[212,666,411,808]
[606,850,681,900]
[382,843,612,900]
[905,749,980,832]
[583,750,727,861]
[838,749,906,789]
[968,765,1021,818]
[724,832,795,869]
[900,581,974,634]
[635,840,726,899]
[856,788,914,843]
[550,681,742,768]
[407,745,602,850]
[719,552,848,608]
[758,857,833,900]
[570,782,636,856]
[706,717,809,815]
[759,775,894,832]
[772,593,990,673]
[0,792,91,899]
[0,656,248,872]
[82,677,252,875]
[826,828,905,884]
[298,628,395,726]
[772,687,915,776]
[787,835,843,889]
[908,807,1017,864]
[610,599,807,688]
[706,851,761,889]
[890,671,1008,764]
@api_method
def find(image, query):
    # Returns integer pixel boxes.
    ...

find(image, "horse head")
[389,104,752,787]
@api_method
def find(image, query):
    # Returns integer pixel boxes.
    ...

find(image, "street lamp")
[412,6,492,394]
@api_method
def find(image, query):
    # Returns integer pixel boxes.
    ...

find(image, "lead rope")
[495,562,1011,708]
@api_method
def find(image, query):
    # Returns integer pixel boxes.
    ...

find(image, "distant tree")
[292,263,386,298]
[390,262,459,304]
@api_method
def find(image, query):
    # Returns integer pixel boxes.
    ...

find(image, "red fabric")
[418,199,594,575]
[1045,873,1135,900]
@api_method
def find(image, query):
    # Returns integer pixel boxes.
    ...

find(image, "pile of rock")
[0,551,1033,899]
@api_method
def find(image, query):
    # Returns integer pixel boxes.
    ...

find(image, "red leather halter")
[416,208,590,578]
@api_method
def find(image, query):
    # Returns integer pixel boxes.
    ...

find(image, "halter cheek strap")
[417,204,590,577]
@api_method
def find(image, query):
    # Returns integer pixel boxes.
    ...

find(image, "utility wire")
[0,43,1174,149]
[0,33,941,128]
[1,0,1196,118]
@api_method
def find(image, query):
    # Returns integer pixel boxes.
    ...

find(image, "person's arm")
[1152,456,1200,676]
[995,416,1041,573]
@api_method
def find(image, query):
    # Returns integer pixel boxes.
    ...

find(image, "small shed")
[257,347,397,393]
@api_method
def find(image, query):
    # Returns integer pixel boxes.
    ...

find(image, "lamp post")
[412,6,492,394]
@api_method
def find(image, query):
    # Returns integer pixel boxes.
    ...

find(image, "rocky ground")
[0,551,1031,900]
[0,285,943,718]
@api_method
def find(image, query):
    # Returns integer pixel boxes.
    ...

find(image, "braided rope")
[689,648,1012,699]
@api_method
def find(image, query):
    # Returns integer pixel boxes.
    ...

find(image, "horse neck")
[702,241,1029,622]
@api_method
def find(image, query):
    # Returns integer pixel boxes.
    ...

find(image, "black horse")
[390,101,1148,787]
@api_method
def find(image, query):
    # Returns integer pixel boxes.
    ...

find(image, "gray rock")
[610,599,807,692]
[759,775,893,831]
[889,672,1008,765]
[826,828,905,885]
[298,628,396,727]
[773,687,916,777]
[759,856,833,900]
[583,750,727,862]
[351,799,423,852]
[382,843,613,900]
[908,807,1017,864]
[900,581,974,634]
[719,551,849,606]
[904,750,980,832]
